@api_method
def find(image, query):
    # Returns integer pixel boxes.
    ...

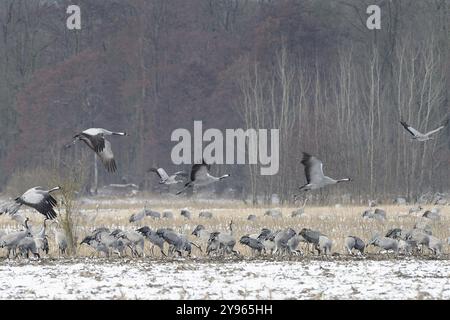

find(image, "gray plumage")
[147,210,161,219]
[367,235,398,254]
[409,205,423,214]
[192,225,210,240]
[0,218,32,258]
[92,227,111,234]
[400,120,447,142]
[176,160,230,195]
[299,228,322,245]
[394,197,407,205]
[398,239,417,255]
[52,224,68,256]
[256,228,276,254]
[1,186,61,219]
[385,228,403,239]
[404,228,441,255]
[374,208,386,219]
[103,229,126,257]
[273,228,296,255]
[404,228,430,248]
[17,237,40,259]
[129,208,160,223]
[362,208,386,221]
[162,210,174,219]
[116,230,145,257]
[297,153,351,192]
[413,218,433,235]
[156,228,184,256]
[239,236,265,255]
[66,128,127,173]
[149,167,187,185]
[35,236,49,255]
[344,236,365,255]
[207,231,238,256]
[10,212,28,226]
[94,229,127,256]
[425,236,442,255]
[199,211,213,219]
[136,226,166,256]
[33,219,50,255]
[362,209,373,218]
[81,228,120,257]
[180,209,192,220]
[316,235,332,255]
[109,228,123,238]
[264,209,282,219]
[205,232,221,254]
[156,228,199,257]
[368,200,378,207]
[80,236,110,257]
[287,235,307,255]
[291,208,304,218]
[0,201,22,218]
[170,235,201,256]
[257,228,273,241]
[422,210,440,221]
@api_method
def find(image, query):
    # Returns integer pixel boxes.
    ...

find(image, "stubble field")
[1,197,449,299]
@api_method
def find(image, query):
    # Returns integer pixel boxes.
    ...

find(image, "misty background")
[0,0,449,204]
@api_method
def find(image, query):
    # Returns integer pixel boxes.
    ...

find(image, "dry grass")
[1,197,449,258]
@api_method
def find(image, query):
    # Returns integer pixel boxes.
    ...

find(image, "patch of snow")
[0,259,449,299]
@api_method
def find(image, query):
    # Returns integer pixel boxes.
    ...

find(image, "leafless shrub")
[47,155,90,255]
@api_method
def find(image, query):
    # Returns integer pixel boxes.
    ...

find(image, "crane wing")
[81,133,106,153]
[96,138,117,173]
[425,125,445,136]
[149,168,170,180]
[148,168,162,179]
[400,121,423,137]
[157,168,169,180]
[173,171,188,177]
[301,153,325,184]
[0,200,22,216]
[190,160,210,181]
[19,188,45,205]
[17,188,57,219]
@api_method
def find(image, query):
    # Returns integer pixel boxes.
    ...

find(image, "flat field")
[0,197,449,299]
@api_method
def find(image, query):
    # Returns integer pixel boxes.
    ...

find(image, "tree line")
[0,0,448,204]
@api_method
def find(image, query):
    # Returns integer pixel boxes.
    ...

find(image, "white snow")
[1,259,449,299]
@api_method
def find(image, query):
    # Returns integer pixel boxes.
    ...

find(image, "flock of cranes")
[74,202,447,258]
[0,117,448,260]
[0,218,68,259]
[0,201,447,259]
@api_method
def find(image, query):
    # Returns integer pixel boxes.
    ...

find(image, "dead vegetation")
[1,199,448,259]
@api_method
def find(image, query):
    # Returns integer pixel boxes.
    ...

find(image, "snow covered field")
[1,258,449,300]
[1,198,449,299]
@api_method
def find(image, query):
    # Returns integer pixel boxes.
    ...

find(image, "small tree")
[49,153,89,255]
